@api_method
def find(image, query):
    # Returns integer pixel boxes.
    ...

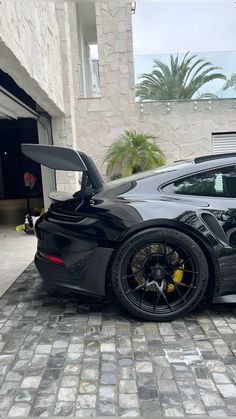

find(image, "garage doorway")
[0,80,54,227]
[0,118,44,226]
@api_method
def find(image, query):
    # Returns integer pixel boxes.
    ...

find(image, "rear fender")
[118,214,223,298]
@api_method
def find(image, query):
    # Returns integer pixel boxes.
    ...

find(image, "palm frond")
[104,130,165,178]
[135,52,226,101]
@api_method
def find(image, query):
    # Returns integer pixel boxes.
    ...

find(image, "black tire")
[111,228,209,321]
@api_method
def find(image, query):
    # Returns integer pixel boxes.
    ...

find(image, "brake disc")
[131,244,182,292]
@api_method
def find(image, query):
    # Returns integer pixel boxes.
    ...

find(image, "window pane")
[165,166,236,197]
[77,2,100,98]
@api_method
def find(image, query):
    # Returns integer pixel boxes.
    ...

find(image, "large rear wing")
[21,143,104,194]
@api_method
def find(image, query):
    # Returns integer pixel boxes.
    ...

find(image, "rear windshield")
[107,160,194,186]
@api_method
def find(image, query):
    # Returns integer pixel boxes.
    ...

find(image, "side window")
[163,166,236,197]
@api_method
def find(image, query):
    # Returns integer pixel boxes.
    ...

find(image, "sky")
[132,1,236,55]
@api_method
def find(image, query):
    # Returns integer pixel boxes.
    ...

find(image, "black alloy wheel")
[111,228,209,321]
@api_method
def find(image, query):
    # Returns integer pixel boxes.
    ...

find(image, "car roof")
[107,153,236,194]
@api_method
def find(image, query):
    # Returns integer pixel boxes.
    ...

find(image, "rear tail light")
[38,251,64,264]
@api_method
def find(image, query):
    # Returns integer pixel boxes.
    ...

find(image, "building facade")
[0,0,236,209]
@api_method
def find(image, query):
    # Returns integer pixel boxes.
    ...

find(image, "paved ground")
[0,264,236,417]
[0,226,36,297]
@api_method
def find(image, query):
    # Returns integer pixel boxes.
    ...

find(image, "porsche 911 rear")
[21,143,113,297]
[22,143,236,321]
[34,208,113,297]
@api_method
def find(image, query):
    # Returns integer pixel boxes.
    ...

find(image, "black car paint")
[35,156,236,300]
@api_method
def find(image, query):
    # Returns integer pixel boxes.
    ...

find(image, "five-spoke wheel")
[111,228,208,321]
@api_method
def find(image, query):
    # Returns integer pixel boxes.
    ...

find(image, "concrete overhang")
[0,86,38,120]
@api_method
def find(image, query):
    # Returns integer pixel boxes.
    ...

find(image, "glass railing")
[134,50,236,101]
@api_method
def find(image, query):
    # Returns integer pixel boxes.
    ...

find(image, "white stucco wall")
[137,100,236,164]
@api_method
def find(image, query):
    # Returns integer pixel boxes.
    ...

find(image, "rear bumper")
[35,245,114,297]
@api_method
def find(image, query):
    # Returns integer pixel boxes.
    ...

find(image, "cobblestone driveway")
[0,264,236,417]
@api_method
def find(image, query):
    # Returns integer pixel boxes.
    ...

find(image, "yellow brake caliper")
[167,260,184,293]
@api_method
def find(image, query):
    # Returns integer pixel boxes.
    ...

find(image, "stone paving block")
[53,401,74,416]
[99,385,116,402]
[217,383,236,397]
[0,396,14,411]
[5,371,22,382]
[140,399,162,416]
[21,376,41,389]
[68,344,84,353]
[58,387,77,402]
[164,407,185,416]
[98,402,116,415]
[135,361,153,373]
[33,394,55,408]
[100,342,116,352]
[0,382,18,396]
[81,368,98,380]
[75,409,96,417]
[64,363,81,375]
[61,375,79,388]
[76,394,96,409]
[196,378,218,392]
[179,383,200,400]
[14,389,35,402]
[119,379,137,394]
[35,344,52,355]
[213,372,232,383]
[206,359,226,372]
[80,382,97,397]
[158,379,178,394]
[183,400,207,415]
[8,403,31,417]
[52,340,69,349]
[117,366,135,379]
[208,408,229,416]
[47,357,65,369]
[200,390,225,407]
[38,368,61,394]
[100,371,116,385]
[0,264,236,417]
[160,393,182,407]
[119,394,139,409]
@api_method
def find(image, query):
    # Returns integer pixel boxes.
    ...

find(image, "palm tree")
[136,52,226,101]
[224,73,236,91]
[105,130,165,178]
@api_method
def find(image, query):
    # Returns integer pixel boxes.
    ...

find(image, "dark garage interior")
[0,118,43,225]
[0,69,44,226]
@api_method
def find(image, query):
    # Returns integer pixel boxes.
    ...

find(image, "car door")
[163,163,236,293]
[167,164,236,245]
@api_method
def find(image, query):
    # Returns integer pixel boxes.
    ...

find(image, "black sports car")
[22,144,236,321]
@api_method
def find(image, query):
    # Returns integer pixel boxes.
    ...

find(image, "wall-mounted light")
[131,2,136,14]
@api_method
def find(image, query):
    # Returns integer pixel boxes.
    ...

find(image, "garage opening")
[0,118,43,226]
[0,71,52,227]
